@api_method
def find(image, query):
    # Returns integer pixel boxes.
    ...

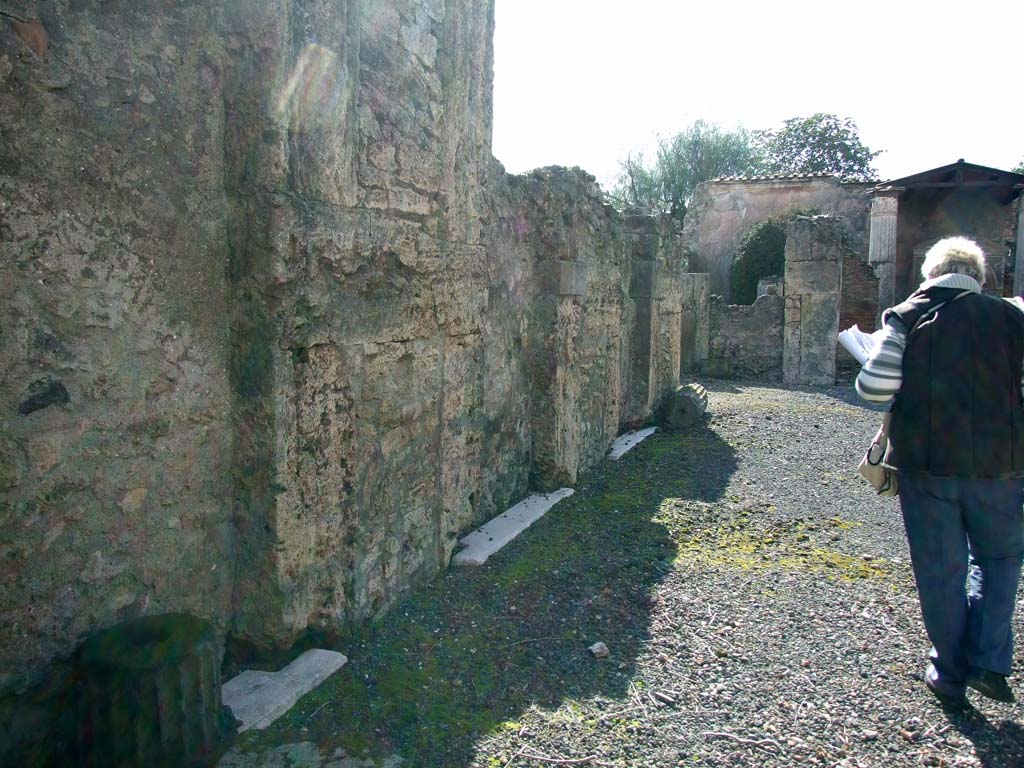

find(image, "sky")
[492,0,1024,191]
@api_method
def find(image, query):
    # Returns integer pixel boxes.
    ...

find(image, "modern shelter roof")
[871,159,1024,197]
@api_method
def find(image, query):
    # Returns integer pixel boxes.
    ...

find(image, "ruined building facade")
[680,168,1024,382]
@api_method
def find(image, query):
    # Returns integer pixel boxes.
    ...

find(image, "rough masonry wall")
[0,4,237,759]
[704,295,783,380]
[225,0,501,647]
[682,177,871,301]
[0,3,688,758]
[0,0,234,707]
[496,171,684,490]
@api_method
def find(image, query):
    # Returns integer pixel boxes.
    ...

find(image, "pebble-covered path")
[221,382,1024,768]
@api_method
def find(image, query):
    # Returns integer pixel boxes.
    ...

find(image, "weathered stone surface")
[783,217,844,386]
[501,171,685,489]
[452,489,574,566]
[1,0,234,728]
[682,177,872,301]
[607,427,657,460]
[705,295,784,380]
[1,3,692,761]
[757,275,782,297]
[222,649,348,732]
[679,273,710,374]
[657,383,708,431]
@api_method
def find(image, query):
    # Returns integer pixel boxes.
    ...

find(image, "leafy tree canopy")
[1013,159,1024,174]
[610,114,882,217]
[753,113,881,181]
[610,121,760,219]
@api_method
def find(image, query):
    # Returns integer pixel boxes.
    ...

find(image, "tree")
[755,113,881,181]
[611,150,661,212]
[653,121,763,217]
[610,120,761,218]
[1013,159,1024,174]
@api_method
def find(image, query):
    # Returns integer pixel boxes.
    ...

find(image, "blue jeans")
[898,475,1024,693]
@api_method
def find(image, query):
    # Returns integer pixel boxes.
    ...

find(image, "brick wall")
[837,251,879,378]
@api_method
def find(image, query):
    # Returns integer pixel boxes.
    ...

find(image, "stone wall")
[0,3,687,759]
[223,0,500,649]
[0,0,234,706]
[499,172,684,490]
[679,273,710,376]
[704,295,783,380]
[1,3,236,759]
[682,176,872,301]
[783,217,844,386]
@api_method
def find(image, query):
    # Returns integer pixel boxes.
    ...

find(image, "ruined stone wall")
[1,7,689,755]
[224,0,500,647]
[495,171,684,490]
[0,4,236,759]
[0,0,234,709]
[682,177,872,301]
[704,295,783,380]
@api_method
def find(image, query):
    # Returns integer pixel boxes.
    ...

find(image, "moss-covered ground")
[226,405,904,767]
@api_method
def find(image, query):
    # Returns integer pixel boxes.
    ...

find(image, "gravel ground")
[221,381,1024,768]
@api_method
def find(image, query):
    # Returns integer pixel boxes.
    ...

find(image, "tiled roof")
[711,173,838,182]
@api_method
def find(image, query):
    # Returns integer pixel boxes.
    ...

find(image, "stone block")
[607,427,657,460]
[221,650,348,732]
[798,293,840,386]
[453,489,574,566]
[785,259,841,296]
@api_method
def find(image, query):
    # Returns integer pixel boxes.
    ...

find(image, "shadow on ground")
[942,707,1024,768]
[226,423,737,766]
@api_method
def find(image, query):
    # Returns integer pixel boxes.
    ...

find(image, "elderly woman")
[857,236,1024,706]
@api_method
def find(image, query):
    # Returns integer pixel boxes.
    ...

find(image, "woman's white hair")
[921,236,987,285]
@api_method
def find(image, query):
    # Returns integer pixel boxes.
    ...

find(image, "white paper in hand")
[838,324,886,365]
